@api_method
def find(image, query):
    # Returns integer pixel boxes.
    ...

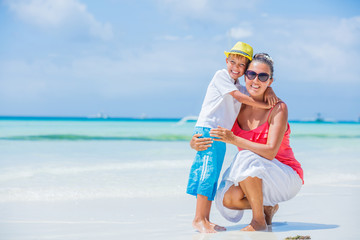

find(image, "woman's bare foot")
[264,204,279,225]
[192,218,226,233]
[241,219,267,231]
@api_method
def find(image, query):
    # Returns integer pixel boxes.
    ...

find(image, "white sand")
[1,125,359,240]
[1,182,358,240]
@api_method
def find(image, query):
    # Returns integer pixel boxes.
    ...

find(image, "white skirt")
[215,150,302,223]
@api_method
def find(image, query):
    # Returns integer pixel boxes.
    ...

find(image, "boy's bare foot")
[241,219,267,231]
[209,222,226,232]
[192,219,226,233]
[264,204,279,225]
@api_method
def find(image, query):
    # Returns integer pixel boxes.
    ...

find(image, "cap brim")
[224,51,252,61]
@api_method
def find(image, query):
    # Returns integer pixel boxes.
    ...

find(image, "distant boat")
[177,115,198,125]
[87,113,109,119]
[315,113,324,122]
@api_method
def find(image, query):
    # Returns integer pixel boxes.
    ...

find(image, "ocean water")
[0,117,359,203]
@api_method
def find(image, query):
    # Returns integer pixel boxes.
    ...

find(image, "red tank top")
[231,105,304,183]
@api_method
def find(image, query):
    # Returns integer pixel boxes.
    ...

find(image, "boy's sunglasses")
[245,70,271,82]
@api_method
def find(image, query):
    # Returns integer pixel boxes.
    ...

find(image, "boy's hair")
[228,53,251,65]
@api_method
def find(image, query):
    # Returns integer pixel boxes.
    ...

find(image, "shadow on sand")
[270,221,339,232]
[192,222,339,240]
[225,221,339,232]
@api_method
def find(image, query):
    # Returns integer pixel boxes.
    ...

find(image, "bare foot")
[192,219,226,233]
[264,204,279,225]
[209,222,226,232]
[241,220,267,231]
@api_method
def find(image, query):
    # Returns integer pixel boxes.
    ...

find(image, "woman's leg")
[264,204,279,225]
[239,177,267,231]
[223,183,279,228]
[223,185,251,210]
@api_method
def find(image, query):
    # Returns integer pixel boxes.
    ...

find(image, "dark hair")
[252,53,274,78]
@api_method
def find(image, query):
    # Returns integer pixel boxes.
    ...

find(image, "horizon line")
[0,115,359,123]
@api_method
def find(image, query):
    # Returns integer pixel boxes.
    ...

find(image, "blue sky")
[0,0,359,121]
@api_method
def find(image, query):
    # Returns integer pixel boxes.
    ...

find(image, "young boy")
[186,41,277,233]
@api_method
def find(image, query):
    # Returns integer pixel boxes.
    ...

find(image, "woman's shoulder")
[274,101,288,112]
[268,101,288,122]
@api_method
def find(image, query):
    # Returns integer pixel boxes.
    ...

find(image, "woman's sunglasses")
[245,70,271,82]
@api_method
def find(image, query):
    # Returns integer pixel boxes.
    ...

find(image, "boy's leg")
[192,194,226,233]
[192,139,226,233]
[187,127,226,233]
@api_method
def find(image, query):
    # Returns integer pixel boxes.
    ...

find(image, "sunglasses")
[245,70,271,82]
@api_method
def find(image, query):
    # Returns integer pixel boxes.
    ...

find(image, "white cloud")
[325,16,360,45]
[155,35,193,41]
[253,16,360,83]
[5,0,113,40]
[0,38,223,104]
[228,26,253,39]
[156,0,257,22]
[0,60,64,101]
[157,0,208,14]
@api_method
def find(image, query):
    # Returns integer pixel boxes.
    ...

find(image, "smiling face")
[226,54,248,80]
[245,61,273,100]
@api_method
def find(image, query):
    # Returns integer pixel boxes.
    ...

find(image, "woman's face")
[245,61,273,99]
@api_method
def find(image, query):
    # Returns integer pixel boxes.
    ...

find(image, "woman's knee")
[223,186,244,209]
[223,191,234,208]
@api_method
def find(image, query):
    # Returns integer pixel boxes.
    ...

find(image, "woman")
[190,53,303,231]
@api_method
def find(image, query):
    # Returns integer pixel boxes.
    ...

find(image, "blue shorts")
[186,127,226,201]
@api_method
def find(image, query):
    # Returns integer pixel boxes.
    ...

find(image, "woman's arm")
[210,103,288,160]
[190,133,213,151]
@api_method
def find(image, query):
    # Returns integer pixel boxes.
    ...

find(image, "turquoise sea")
[0,117,359,202]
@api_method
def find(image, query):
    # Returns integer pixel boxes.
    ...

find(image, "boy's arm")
[230,90,271,109]
[264,87,280,106]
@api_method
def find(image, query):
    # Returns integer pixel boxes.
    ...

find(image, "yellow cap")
[224,41,253,61]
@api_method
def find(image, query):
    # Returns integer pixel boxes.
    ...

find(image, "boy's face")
[226,55,247,80]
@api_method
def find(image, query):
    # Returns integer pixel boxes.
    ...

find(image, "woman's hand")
[210,126,236,144]
[190,133,213,151]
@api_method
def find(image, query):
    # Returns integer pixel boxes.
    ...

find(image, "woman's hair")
[252,53,274,78]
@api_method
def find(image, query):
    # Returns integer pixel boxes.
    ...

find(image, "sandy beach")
[0,119,359,240]
[0,182,358,240]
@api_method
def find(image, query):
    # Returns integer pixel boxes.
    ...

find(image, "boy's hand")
[190,133,212,151]
[264,87,280,106]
